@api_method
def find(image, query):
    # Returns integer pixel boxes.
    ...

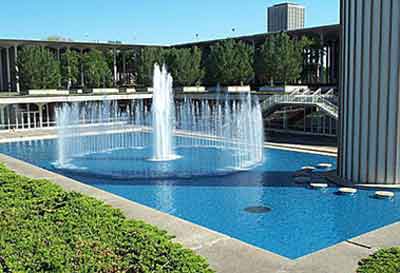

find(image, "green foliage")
[357,248,400,273]
[136,47,166,86]
[165,47,204,86]
[18,46,61,90]
[60,49,80,89]
[206,39,254,86]
[0,164,214,273]
[257,33,312,85]
[82,49,113,88]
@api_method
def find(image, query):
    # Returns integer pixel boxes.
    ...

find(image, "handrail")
[261,94,339,119]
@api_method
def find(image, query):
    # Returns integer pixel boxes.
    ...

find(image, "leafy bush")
[18,46,61,90]
[205,39,254,86]
[82,49,113,88]
[357,248,400,273]
[0,164,214,273]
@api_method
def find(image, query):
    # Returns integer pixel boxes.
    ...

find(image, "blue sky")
[0,0,339,45]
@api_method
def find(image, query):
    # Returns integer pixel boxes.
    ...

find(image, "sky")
[0,0,339,45]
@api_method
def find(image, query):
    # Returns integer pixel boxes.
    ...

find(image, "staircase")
[261,94,339,119]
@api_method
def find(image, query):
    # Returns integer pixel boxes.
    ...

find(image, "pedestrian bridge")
[260,94,339,120]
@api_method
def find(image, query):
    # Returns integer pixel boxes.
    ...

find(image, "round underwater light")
[294,176,311,184]
[310,183,329,189]
[375,191,395,199]
[244,206,271,214]
[317,163,333,169]
[301,166,316,172]
[338,187,358,195]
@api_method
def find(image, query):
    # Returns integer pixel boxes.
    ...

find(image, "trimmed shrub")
[357,248,400,273]
[0,164,214,273]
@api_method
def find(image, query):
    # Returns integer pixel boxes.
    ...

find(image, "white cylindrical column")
[14,45,20,93]
[0,48,4,91]
[339,0,400,184]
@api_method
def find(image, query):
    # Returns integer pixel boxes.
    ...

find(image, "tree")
[136,47,165,86]
[18,46,61,90]
[165,47,204,86]
[206,39,254,86]
[258,33,313,86]
[60,49,80,89]
[46,35,73,42]
[82,49,112,88]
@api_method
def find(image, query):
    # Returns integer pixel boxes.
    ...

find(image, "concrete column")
[26,104,31,129]
[0,105,5,130]
[330,42,336,83]
[122,51,126,84]
[14,45,20,93]
[0,48,3,91]
[5,47,11,91]
[36,103,44,128]
[7,106,11,130]
[46,104,50,127]
[339,0,400,184]
[319,33,325,84]
[113,48,118,86]
[14,105,19,129]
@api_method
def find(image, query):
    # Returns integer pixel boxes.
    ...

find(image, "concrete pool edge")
[1,153,399,273]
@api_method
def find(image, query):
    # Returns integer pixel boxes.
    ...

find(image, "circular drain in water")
[244,206,271,214]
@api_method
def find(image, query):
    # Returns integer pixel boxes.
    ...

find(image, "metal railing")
[261,94,339,119]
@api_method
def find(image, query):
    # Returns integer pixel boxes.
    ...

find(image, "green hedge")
[0,164,214,273]
[357,248,400,273]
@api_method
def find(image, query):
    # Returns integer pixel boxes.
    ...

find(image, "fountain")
[150,64,179,161]
[54,64,264,178]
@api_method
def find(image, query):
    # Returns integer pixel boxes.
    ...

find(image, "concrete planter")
[208,85,251,92]
[28,89,70,96]
[92,88,119,94]
[258,85,308,93]
[126,88,136,93]
[175,86,206,93]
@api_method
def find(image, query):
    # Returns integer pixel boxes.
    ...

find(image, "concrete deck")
[1,153,399,273]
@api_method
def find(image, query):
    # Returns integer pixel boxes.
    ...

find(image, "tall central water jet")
[150,64,178,161]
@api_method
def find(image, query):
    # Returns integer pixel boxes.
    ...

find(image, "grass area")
[0,164,214,273]
[357,247,400,273]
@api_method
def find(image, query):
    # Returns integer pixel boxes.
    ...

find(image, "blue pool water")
[1,137,399,259]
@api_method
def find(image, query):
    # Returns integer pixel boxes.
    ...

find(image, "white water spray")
[150,64,179,161]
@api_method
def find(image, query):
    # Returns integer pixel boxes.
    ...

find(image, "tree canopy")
[18,46,61,90]
[257,33,313,85]
[136,47,165,86]
[165,47,204,86]
[82,49,112,88]
[206,39,254,86]
[60,49,80,89]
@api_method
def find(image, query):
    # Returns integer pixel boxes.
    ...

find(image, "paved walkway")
[1,154,399,273]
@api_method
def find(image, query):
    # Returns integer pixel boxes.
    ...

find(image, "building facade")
[267,3,305,33]
[339,0,400,184]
